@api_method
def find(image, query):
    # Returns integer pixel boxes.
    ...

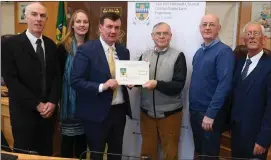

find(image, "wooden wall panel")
[237,2,252,45]
[67,2,127,44]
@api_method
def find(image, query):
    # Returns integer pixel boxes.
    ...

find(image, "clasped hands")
[37,102,55,118]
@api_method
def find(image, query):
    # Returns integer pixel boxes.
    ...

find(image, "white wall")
[206,2,239,49]
[1,2,15,35]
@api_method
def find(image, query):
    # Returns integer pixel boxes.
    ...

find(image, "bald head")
[201,14,220,25]
[199,14,221,44]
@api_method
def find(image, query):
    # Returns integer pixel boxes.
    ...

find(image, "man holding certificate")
[70,12,132,160]
[139,22,187,160]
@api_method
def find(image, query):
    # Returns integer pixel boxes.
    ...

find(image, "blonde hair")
[59,9,91,53]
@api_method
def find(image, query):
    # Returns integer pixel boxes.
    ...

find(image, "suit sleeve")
[70,45,100,94]
[156,52,187,96]
[56,44,67,77]
[56,44,67,99]
[256,72,271,148]
[2,38,40,111]
[48,42,61,105]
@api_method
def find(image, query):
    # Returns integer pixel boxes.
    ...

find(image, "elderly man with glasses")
[138,22,187,160]
[230,22,271,160]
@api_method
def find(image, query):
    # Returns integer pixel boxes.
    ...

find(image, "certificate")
[115,60,149,85]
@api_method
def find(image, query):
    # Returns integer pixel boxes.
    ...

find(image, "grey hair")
[152,22,171,33]
[24,2,47,17]
[242,21,265,36]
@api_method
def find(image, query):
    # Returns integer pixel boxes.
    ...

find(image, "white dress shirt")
[241,50,263,76]
[25,29,45,59]
[98,36,124,105]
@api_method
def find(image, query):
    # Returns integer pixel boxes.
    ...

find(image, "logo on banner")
[133,3,150,25]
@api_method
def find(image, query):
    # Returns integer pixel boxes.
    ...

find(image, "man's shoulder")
[79,39,101,50]
[168,47,183,55]
[2,34,24,49]
[263,54,271,67]
[115,42,129,53]
[142,48,154,55]
[4,34,21,43]
[216,41,232,51]
[42,35,56,47]
[212,41,234,58]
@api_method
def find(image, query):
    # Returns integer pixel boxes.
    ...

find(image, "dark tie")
[241,58,252,80]
[36,39,46,97]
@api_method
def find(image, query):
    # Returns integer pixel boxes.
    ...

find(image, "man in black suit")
[2,2,60,156]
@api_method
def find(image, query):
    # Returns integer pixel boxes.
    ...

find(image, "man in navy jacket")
[70,12,132,160]
[231,22,271,160]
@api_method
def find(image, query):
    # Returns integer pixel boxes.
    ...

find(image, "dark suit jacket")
[231,52,271,148]
[70,39,132,123]
[56,44,67,78]
[1,31,61,125]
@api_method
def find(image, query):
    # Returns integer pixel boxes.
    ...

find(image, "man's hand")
[143,80,157,90]
[202,116,214,131]
[253,143,266,155]
[36,102,46,113]
[40,102,55,118]
[104,79,119,90]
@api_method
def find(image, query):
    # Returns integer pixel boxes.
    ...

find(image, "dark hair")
[99,12,121,25]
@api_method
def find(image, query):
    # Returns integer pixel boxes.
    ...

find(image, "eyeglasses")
[244,31,261,37]
[200,23,216,28]
[153,32,171,37]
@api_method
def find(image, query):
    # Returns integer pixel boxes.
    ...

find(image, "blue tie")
[241,58,252,80]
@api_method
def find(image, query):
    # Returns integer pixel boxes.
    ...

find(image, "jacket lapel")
[43,37,50,68]
[244,53,267,95]
[115,44,123,60]
[233,58,245,86]
[97,40,111,78]
[21,32,40,61]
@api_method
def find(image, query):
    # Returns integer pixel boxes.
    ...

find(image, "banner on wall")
[123,2,206,159]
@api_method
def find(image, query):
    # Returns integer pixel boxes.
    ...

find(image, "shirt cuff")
[205,108,218,119]
[99,84,104,93]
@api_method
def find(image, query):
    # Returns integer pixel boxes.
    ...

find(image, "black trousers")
[84,104,126,160]
[11,114,55,156]
[61,134,87,158]
[190,109,226,160]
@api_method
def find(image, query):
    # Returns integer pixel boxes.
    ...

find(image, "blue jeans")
[189,109,225,159]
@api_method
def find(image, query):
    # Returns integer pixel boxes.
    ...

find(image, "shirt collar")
[201,38,220,50]
[26,29,43,45]
[99,36,116,52]
[246,50,264,63]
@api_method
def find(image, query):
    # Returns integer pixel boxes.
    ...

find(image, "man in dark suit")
[231,22,271,160]
[70,12,132,160]
[2,2,60,156]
